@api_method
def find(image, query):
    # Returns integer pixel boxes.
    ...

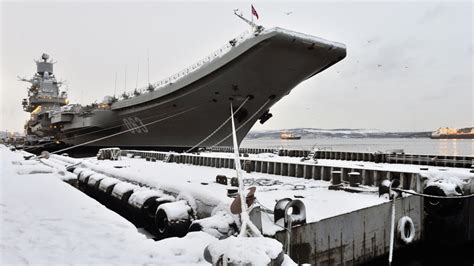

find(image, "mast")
[233,9,257,30]
[124,66,127,94]
[147,50,150,85]
[233,9,264,34]
[114,71,117,98]
[135,60,140,90]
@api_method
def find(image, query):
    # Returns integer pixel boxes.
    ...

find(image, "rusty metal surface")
[275,196,423,265]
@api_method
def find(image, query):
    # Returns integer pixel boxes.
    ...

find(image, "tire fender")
[397,216,415,244]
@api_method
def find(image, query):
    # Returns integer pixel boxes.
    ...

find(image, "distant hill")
[246,128,431,139]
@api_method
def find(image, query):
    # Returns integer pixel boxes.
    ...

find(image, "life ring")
[397,216,415,244]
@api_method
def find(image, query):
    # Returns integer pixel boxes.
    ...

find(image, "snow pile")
[39,158,77,182]
[0,145,219,264]
[98,177,120,192]
[111,182,141,198]
[77,169,95,182]
[73,166,85,175]
[206,236,283,265]
[87,173,107,186]
[78,158,229,211]
[158,200,192,220]
[422,171,467,196]
[192,210,237,239]
[128,189,165,208]
[14,163,54,175]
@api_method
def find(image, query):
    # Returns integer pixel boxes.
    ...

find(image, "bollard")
[331,170,342,185]
[348,172,361,187]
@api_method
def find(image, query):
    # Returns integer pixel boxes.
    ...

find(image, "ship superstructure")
[280,132,301,140]
[21,26,346,153]
[20,54,68,138]
[431,127,474,139]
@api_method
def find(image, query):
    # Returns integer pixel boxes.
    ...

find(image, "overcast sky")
[1,1,472,133]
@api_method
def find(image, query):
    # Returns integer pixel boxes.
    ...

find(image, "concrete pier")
[49,148,473,266]
[122,150,424,191]
[206,146,473,168]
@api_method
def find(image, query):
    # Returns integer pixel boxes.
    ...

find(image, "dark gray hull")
[59,28,346,150]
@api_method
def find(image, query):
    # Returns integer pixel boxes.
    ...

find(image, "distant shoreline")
[246,128,431,139]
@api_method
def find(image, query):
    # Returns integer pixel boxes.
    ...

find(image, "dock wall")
[122,150,423,191]
[274,196,424,265]
[207,147,474,168]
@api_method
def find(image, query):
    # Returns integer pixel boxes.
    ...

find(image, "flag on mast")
[251,4,259,20]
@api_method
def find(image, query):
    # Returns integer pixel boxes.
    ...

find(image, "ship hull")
[281,137,301,140]
[49,29,346,152]
[431,134,474,139]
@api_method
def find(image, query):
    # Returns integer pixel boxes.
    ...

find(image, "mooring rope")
[211,98,271,147]
[388,196,396,266]
[184,97,250,153]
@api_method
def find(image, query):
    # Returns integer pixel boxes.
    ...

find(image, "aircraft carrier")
[21,25,346,153]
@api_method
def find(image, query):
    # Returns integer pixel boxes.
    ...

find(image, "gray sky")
[1,1,472,133]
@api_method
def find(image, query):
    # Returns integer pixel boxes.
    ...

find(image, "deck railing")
[120,30,253,100]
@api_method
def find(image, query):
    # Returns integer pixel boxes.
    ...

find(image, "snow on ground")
[206,236,283,265]
[0,146,219,265]
[2,144,470,264]
[50,153,389,227]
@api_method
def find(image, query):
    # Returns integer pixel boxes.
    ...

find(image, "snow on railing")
[120,30,253,100]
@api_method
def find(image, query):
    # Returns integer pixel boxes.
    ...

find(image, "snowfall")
[1,144,471,265]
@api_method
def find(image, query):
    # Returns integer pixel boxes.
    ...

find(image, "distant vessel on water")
[431,127,474,139]
[280,132,301,140]
[19,19,345,152]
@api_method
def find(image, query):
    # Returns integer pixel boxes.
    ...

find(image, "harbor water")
[241,138,474,156]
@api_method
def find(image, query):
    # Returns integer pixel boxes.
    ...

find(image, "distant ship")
[431,127,474,139]
[19,22,345,152]
[280,132,301,140]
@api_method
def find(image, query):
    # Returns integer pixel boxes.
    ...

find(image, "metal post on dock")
[331,170,342,185]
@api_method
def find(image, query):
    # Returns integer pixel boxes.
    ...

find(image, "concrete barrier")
[121,150,440,192]
[275,196,424,265]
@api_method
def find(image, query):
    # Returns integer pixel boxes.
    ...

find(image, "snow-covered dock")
[2,145,472,265]
[0,146,220,265]
[208,146,474,168]
[51,151,392,227]
[121,149,473,194]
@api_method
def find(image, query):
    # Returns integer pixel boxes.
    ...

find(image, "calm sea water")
[241,138,474,156]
